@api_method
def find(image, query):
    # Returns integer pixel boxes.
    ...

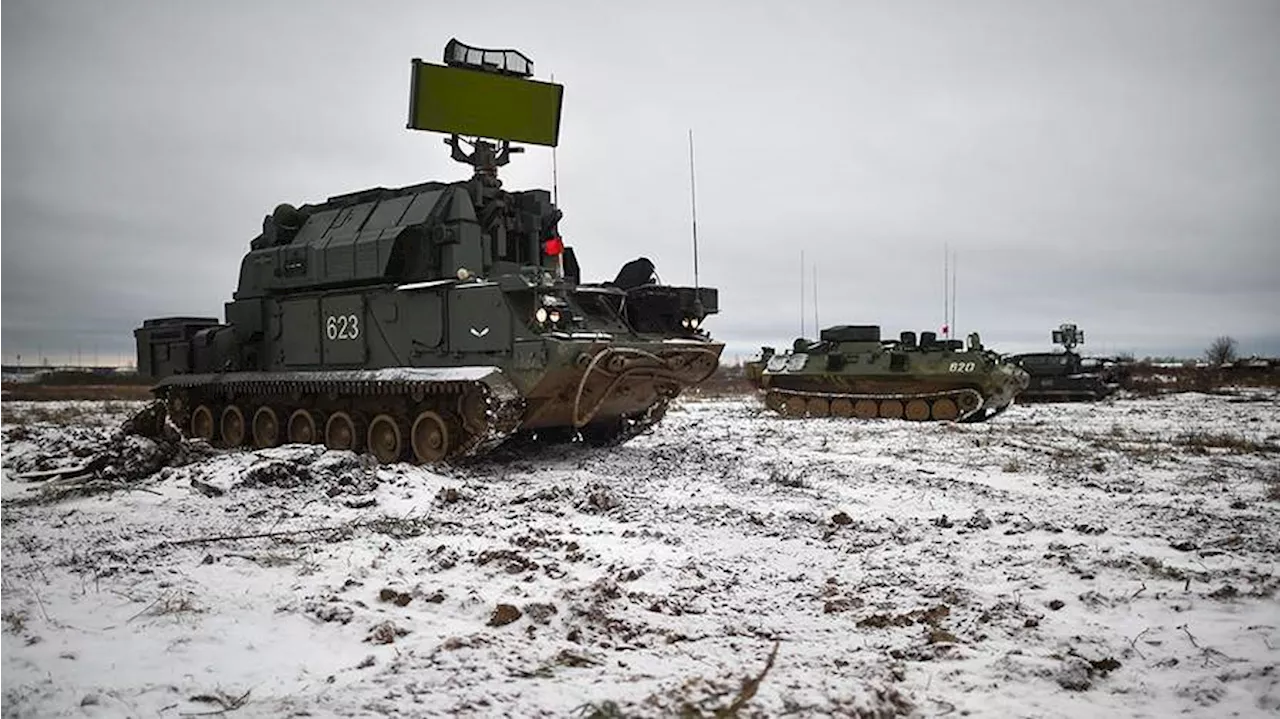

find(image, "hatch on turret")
[820,325,881,343]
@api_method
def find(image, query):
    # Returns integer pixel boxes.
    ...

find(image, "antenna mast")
[943,243,949,338]
[951,251,958,340]
[812,263,819,335]
[551,73,559,206]
[800,249,806,337]
[688,129,700,292]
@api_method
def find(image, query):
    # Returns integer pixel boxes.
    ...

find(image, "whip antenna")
[800,249,806,337]
[688,129,700,291]
[943,243,949,338]
[813,263,819,335]
[551,73,559,206]
[952,250,958,340]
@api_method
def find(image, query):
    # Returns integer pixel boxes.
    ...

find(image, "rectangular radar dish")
[407,60,563,147]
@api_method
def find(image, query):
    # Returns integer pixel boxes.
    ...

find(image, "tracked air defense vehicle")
[1008,323,1125,401]
[750,325,1028,422]
[134,40,722,463]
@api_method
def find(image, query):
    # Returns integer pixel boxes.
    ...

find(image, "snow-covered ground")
[2,392,1278,718]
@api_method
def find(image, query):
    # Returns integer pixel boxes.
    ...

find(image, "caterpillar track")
[153,342,721,464]
[764,386,1009,423]
[752,324,1029,422]
[155,368,525,464]
[132,44,728,461]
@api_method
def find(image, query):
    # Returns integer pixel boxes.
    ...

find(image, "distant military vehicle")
[134,40,722,463]
[1008,323,1124,401]
[749,325,1029,422]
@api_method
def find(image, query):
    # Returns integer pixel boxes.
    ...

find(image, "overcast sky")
[4,0,1279,366]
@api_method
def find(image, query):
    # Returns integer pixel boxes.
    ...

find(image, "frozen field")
[2,392,1278,717]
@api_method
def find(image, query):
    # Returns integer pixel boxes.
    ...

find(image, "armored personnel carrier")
[1008,323,1124,401]
[134,40,722,463]
[751,325,1028,422]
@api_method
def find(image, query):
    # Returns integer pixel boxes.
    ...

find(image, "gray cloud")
[5,0,1279,367]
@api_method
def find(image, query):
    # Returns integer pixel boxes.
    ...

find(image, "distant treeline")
[1123,361,1280,394]
[26,370,151,386]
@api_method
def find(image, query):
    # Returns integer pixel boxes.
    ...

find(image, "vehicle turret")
[134,39,724,462]
[1009,323,1125,401]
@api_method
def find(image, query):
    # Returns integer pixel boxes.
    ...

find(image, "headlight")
[549,309,562,324]
[535,307,548,324]
[689,317,701,329]
[681,318,690,328]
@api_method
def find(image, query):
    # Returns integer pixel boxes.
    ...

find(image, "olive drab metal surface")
[134,40,723,464]
[748,325,1029,422]
[1008,323,1128,402]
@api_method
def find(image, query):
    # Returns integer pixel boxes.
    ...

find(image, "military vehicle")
[750,325,1028,422]
[1008,323,1124,401]
[134,40,722,463]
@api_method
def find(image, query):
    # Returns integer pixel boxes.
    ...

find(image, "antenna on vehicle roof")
[552,73,559,206]
[951,250,958,341]
[942,244,958,339]
[813,262,819,335]
[688,129,700,294]
[800,249,806,337]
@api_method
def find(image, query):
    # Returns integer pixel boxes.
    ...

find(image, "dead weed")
[1177,432,1277,455]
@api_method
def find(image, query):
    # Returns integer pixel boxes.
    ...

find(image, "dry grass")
[1176,432,1277,455]
[1,384,154,401]
[1123,365,1280,395]
[2,608,27,634]
[1086,435,1165,463]
[129,591,203,622]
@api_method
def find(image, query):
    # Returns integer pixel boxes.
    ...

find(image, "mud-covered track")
[764,386,992,422]
[157,370,523,464]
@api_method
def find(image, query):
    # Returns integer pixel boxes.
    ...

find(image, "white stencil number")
[326,314,360,341]
[948,361,976,373]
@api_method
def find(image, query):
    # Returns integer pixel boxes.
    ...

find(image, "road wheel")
[367,414,404,464]
[252,406,282,448]
[764,391,785,413]
[806,398,830,417]
[782,396,807,417]
[830,398,855,417]
[287,409,319,444]
[905,399,930,421]
[853,400,878,419]
[411,410,450,464]
[167,393,190,429]
[878,400,904,419]
[457,390,488,434]
[931,398,959,421]
[191,405,216,441]
[325,411,361,452]
[221,405,247,447]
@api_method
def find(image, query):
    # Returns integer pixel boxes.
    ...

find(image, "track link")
[155,369,525,463]
[763,386,992,422]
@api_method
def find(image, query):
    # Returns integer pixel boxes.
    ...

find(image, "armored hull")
[1008,353,1122,402]
[135,41,725,462]
[754,325,1028,422]
[1006,324,1125,402]
[137,182,722,464]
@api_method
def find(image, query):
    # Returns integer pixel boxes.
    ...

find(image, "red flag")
[942,324,949,337]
